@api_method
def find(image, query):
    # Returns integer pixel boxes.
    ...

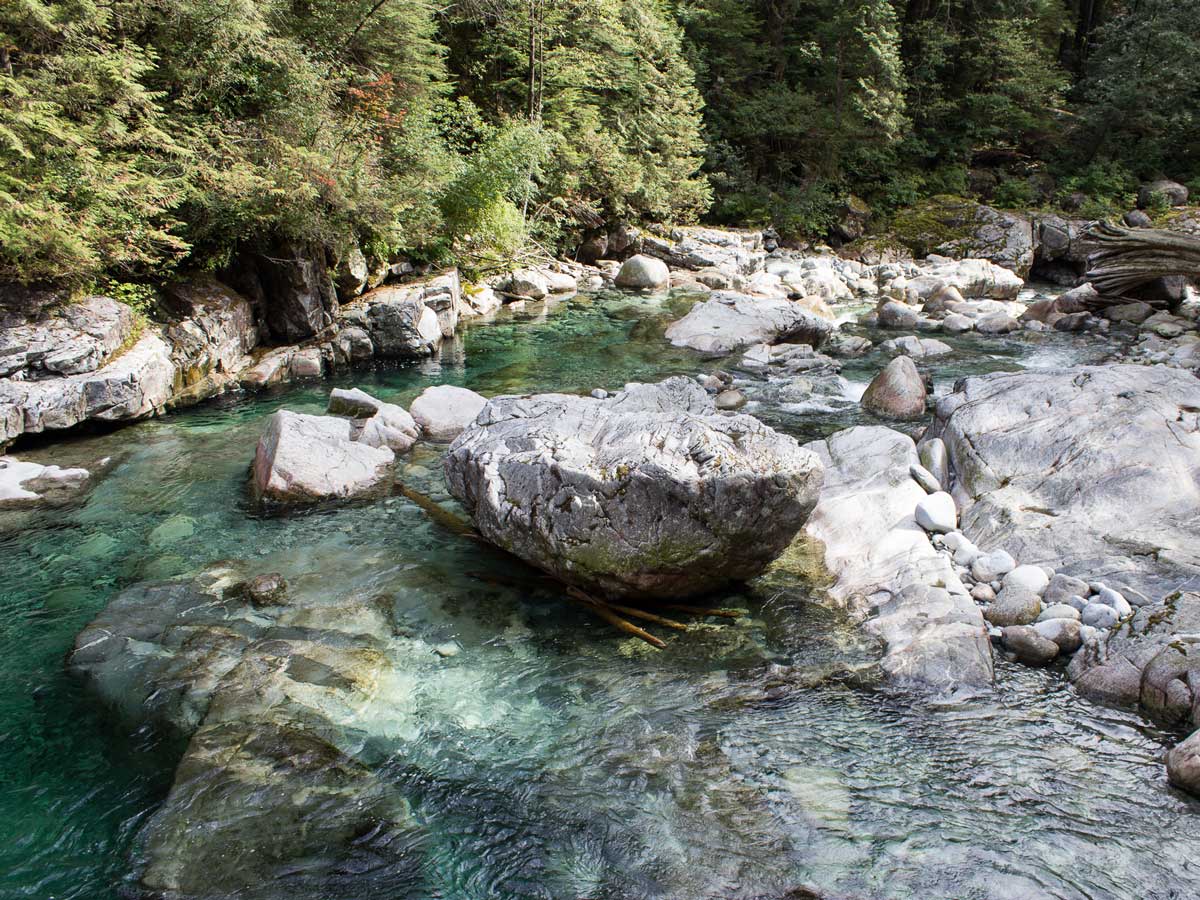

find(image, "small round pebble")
[971,583,996,603]
[1037,603,1081,622]
[1003,564,1050,596]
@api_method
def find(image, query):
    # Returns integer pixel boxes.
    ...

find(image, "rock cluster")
[906,436,1136,667]
[445,377,824,598]
[802,426,993,693]
[249,385,475,508]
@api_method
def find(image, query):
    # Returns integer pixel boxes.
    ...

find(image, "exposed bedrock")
[928,364,1200,789]
[664,291,833,355]
[444,376,824,599]
[802,426,994,693]
[928,364,1200,598]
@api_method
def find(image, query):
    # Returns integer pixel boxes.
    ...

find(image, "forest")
[1,0,1198,288]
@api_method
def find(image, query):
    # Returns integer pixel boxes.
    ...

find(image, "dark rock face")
[445,377,824,599]
[255,241,338,342]
[161,274,259,402]
[1032,215,1092,286]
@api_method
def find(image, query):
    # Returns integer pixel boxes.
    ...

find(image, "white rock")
[410,385,488,442]
[909,463,941,494]
[1094,586,1133,619]
[971,549,1016,582]
[1002,564,1050,596]
[915,491,957,533]
[615,255,670,290]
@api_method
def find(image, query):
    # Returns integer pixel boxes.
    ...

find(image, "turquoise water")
[2,290,1195,900]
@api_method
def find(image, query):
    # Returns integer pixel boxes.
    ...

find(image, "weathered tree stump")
[1084,222,1200,304]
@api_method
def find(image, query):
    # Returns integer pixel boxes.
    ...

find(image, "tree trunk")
[1084,222,1200,302]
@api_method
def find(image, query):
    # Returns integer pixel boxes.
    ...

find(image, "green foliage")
[1070,0,1200,183]
[992,178,1036,210]
[439,118,551,270]
[2,0,1198,284]
[101,280,159,319]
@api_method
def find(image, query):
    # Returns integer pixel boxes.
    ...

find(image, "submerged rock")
[802,426,993,692]
[444,377,823,598]
[665,292,832,355]
[251,410,394,507]
[68,571,422,897]
[0,456,90,508]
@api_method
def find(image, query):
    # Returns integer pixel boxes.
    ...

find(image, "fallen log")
[1084,222,1200,302]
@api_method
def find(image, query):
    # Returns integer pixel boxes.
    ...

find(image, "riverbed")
[3,288,1198,900]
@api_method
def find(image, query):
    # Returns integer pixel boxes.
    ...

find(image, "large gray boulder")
[802,426,993,692]
[251,410,394,507]
[1138,179,1189,209]
[444,377,823,599]
[930,365,1200,597]
[665,292,832,355]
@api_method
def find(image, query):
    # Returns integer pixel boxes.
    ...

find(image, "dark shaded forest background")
[2,0,1197,287]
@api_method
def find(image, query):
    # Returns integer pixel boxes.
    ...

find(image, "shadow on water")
[1,289,1196,900]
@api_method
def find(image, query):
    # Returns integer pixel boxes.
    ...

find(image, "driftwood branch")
[1084,222,1200,301]
[397,482,735,649]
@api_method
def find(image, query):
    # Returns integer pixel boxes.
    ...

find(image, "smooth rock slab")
[665,292,832,355]
[445,377,823,599]
[930,365,1200,601]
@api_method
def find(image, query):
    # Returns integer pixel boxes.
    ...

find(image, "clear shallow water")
[1,289,1195,900]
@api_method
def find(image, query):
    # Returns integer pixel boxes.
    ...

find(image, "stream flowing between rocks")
[3,289,1199,900]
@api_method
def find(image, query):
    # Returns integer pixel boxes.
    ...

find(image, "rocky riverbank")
[7,206,1200,900]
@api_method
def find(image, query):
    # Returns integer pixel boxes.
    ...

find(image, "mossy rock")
[886,195,1035,276]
